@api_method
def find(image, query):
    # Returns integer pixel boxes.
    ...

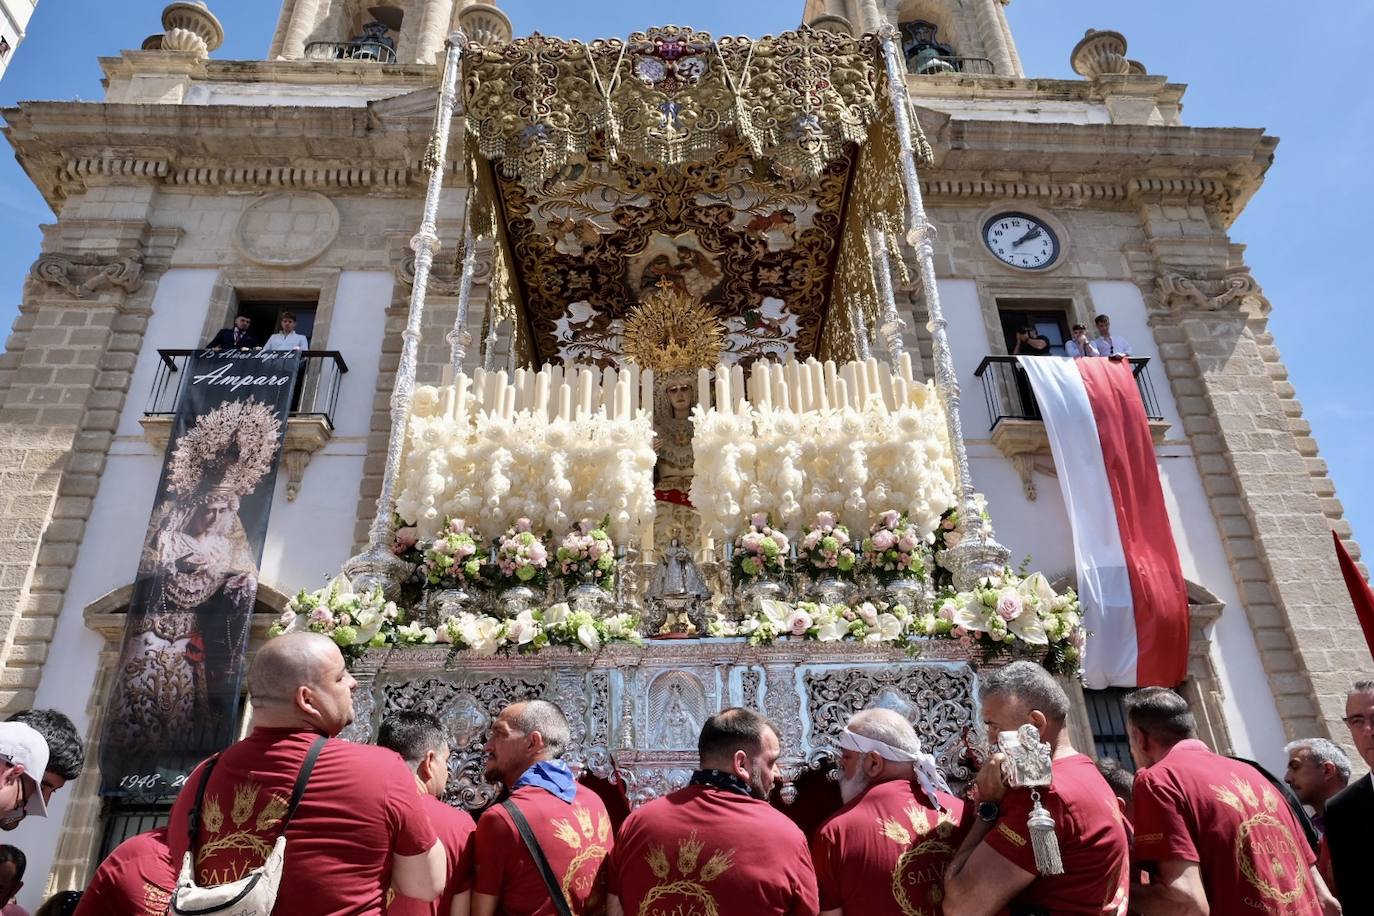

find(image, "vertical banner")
[99,350,299,798]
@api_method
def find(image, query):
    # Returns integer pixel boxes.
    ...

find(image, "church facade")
[0,0,1364,902]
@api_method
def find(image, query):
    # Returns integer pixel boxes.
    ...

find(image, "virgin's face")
[666,384,692,415]
[190,499,233,536]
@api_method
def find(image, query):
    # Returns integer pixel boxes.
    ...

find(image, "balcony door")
[997,300,1071,357]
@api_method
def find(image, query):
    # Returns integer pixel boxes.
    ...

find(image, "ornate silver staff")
[877,26,1010,590]
[345,30,467,596]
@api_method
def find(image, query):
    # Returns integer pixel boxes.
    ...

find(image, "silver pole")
[345,30,467,596]
[869,226,904,365]
[448,200,477,373]
[878,27,1008,588]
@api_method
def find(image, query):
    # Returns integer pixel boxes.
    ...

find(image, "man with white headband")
[810,708,969,916]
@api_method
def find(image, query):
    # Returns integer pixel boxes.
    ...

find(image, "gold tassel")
[1027,790,1063,876]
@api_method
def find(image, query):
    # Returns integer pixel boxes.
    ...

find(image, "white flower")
[866,612,903,642]
[759,599,791,626]
[509,610,539,645]
[815,618,848,642]
[577,622,601,650]
[786,608,814,636]
[857,602,879,627]
[544,602,570,625]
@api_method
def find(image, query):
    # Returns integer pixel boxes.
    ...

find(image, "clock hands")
[1010,226,1043,248]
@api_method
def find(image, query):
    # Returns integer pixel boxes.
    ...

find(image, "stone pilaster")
[1135,201,1366,745]
[0,185,177,712]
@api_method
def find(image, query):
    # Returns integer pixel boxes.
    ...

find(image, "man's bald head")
[848,708,922,755]
[249,632,339,706]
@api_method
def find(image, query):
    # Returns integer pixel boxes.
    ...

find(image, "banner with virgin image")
[99,349,299,798]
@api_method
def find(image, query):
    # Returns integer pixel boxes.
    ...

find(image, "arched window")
[900,20,959,74]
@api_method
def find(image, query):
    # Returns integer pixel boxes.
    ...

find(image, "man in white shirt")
[1066,323,1098,358]
[264,311,309,350]
[1093,314,1130,358]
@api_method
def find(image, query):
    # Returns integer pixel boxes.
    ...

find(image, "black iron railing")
[909,54,995,75]
[973,355,1163,431]
[304,40,398,64]
[146,349,349,428]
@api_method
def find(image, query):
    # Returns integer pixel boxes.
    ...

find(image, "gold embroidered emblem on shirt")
[195,781,289,870]
[638,832,734,916]
[1209,774,1309,907]
[552,804,612,906]
[878,804,958,916]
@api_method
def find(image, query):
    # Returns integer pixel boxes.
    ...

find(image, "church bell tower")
[268,0,510,65]
[804,0,1022,77]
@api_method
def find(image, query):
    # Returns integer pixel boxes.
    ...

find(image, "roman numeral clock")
[983,212,1060,270]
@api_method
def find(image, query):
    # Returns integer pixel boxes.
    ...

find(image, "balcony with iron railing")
[304,40,398,64]
[972,356,1169,500]
[908,54,995,75]
[139,349,349,501]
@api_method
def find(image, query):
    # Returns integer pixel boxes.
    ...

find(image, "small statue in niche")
[647,537,708,636]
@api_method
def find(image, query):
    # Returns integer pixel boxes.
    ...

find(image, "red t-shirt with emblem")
[473,783,613,916]
[1132,739,1322,916]
[388,794,477,916]
[72,826,175,916]
[983,752,1130,915]
[811,780,969,916]
[165,728,438,916]
[608,784,819,916]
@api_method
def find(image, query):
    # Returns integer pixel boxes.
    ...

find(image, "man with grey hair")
[811,708,968,916]
[1323,679,1374,914]
[943,661,1129,916]
[1284,737,1350,834]
[473,699,613,916]
[165,632,445,915]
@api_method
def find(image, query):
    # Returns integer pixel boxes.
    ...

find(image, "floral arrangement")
[420,518,487,588]
[799,512,857,579]
[933,570,1083,674]
[553,518,617,592]
[732,513,789,582]
[270,575,402,662]
[494,518,549,588]
[438,603,643,656]
[861,510,929,584]
[708,599,912,646]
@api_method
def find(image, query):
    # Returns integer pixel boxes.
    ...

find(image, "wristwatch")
[977,800,1001,823]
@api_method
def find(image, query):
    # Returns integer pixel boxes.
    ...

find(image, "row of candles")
[431,351,927,422]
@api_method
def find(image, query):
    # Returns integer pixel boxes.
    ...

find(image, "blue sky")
[1,1,1368,553]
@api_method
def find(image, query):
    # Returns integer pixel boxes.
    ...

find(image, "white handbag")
[171,736,326,915]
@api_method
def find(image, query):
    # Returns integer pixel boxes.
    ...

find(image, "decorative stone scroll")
[350,640,989,811]
[30,252,145,301]
[1156,269,1269,314]
[461,26,887,186]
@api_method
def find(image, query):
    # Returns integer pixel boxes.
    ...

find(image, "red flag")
[1333,530,1374,661]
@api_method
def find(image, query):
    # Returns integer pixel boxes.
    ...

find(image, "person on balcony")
[1010,326,1049,356]
[1093,314,1131,359]
[265,311,309,351]
[205,314,258,351]
[1066,324,1099,358]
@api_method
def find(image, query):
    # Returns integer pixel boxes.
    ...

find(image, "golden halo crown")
[622,279,726,375]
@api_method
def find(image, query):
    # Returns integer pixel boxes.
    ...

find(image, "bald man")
[165,633,445,915]
[810,709,969,916]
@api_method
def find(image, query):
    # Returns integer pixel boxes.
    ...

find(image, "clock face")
[983,213,1060,270]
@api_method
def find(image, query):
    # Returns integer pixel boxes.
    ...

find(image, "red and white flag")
[1019,356,1189,688]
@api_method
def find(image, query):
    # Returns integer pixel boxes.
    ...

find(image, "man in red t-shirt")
[71,826,175,916]
[811,708,969,916]
[1123,687,1339,916]
[944,661,1130,916]
[473,700,613,916]
[607,707,818,916]
[379,710,476,916]
[165,632,445,915]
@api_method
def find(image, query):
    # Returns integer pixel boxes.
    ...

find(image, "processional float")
[278,21,1086,808]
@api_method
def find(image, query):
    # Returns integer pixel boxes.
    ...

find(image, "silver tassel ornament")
[1027,789,1064,875]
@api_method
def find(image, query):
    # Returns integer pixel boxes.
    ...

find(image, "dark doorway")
[997,300,1072,356]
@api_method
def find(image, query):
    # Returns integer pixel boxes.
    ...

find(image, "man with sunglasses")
[1323,678,1374,914]
[0,723,49,829]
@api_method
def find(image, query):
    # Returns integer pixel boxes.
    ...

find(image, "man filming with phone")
[942,662,1129,916]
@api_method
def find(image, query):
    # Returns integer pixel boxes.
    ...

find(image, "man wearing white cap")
[811,708,969,916]
[0,722,49,828]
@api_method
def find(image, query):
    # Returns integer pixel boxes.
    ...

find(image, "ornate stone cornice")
[1155,269,1270,315]
[29,252,144,301]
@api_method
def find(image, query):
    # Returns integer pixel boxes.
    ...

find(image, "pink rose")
[996,588,1023,621]
[952,625,969,638]
[528,542,547,565]
[872,530,895,551]
[515,518,532,533]
[938,604,955,621]
[816,512,836,529]
[788,609,814,636]
[881,510,901,528]
[898,534,918,552]
[858,603,879,627]
[751,513,768,530]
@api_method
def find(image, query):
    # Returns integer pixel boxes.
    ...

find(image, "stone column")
[410,0,454,64]
[275,0,322,60]
[993,0,1023,76]
[973,0,1016,76]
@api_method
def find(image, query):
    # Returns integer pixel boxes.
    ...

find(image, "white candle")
[824,361,839,409]
[899,351,914,383]
[533,369,550,417]
[835,376,849,410]
[453,373,469,419]
[716,368,730,416]
[798,361,813,412]
[501,384,515,419]
[878,362,895,411]
[697,367,710,412]
[641,367,654,417]
[578,369,594,417]
[615,380,629,420]
[625,364,638,415]
[812,360,828,410]
[730,363,746,412]
[777,363,791,411]
[602,366,618,413]
[558,382,572,420]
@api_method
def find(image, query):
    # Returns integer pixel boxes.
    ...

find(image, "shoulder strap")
[186,754,222,849]
[276,736,328,837]
[502,799,574,916]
